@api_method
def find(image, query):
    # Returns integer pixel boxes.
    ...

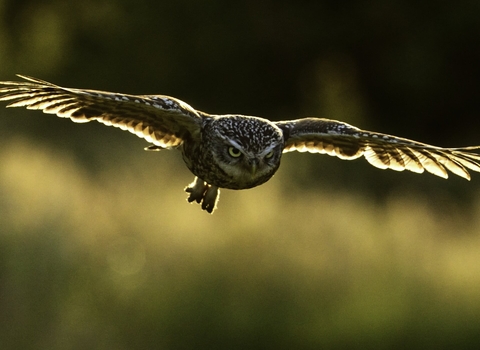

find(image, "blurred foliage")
[1,0,480,348]
[2,140,480,349]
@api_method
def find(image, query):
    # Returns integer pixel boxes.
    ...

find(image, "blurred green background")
[1,0,480,348]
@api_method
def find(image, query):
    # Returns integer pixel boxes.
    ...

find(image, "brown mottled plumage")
[1,75,480,213]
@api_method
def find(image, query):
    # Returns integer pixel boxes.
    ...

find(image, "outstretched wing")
[276,118,480,180]
[0,75,205,148]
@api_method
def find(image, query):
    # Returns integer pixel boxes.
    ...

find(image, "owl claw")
[185,177,219,213]
[185,177,206,203]
[201,186,219,213]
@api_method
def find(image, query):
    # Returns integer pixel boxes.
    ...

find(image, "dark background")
[1,1,480,349]
[2,0,480,199]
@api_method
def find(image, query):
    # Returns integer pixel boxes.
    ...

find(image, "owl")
[1,75,480,213]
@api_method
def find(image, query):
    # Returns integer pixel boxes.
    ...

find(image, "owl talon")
[185,177,207,203]
[185,177,219,213]
[202,186,219,213]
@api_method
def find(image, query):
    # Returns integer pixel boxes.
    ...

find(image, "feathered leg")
[185,177,220,213]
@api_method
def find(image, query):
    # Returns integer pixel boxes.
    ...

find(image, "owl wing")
[276,117,480,180]
[0,75,205,148]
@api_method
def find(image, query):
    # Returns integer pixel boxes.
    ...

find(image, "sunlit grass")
[1,138,480,349]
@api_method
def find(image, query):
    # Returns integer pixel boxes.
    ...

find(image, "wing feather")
[276,118,480,180]
[0,75,205,148]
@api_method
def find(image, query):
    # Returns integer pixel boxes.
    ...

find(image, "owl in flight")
[1,75,480,213]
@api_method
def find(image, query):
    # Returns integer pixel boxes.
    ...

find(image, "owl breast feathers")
[1,75,480,213]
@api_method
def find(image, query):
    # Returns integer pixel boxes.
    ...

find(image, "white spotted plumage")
[1,75,480,213]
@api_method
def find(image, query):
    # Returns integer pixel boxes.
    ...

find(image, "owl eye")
[265,151,274,159]
[228,146,242,158]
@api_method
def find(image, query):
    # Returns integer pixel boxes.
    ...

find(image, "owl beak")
[249,158,259,177]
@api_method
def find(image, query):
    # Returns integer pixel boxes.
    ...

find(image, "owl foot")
[185,177,220,213]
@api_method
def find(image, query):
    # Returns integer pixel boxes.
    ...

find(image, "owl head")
[207,115,284,189]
